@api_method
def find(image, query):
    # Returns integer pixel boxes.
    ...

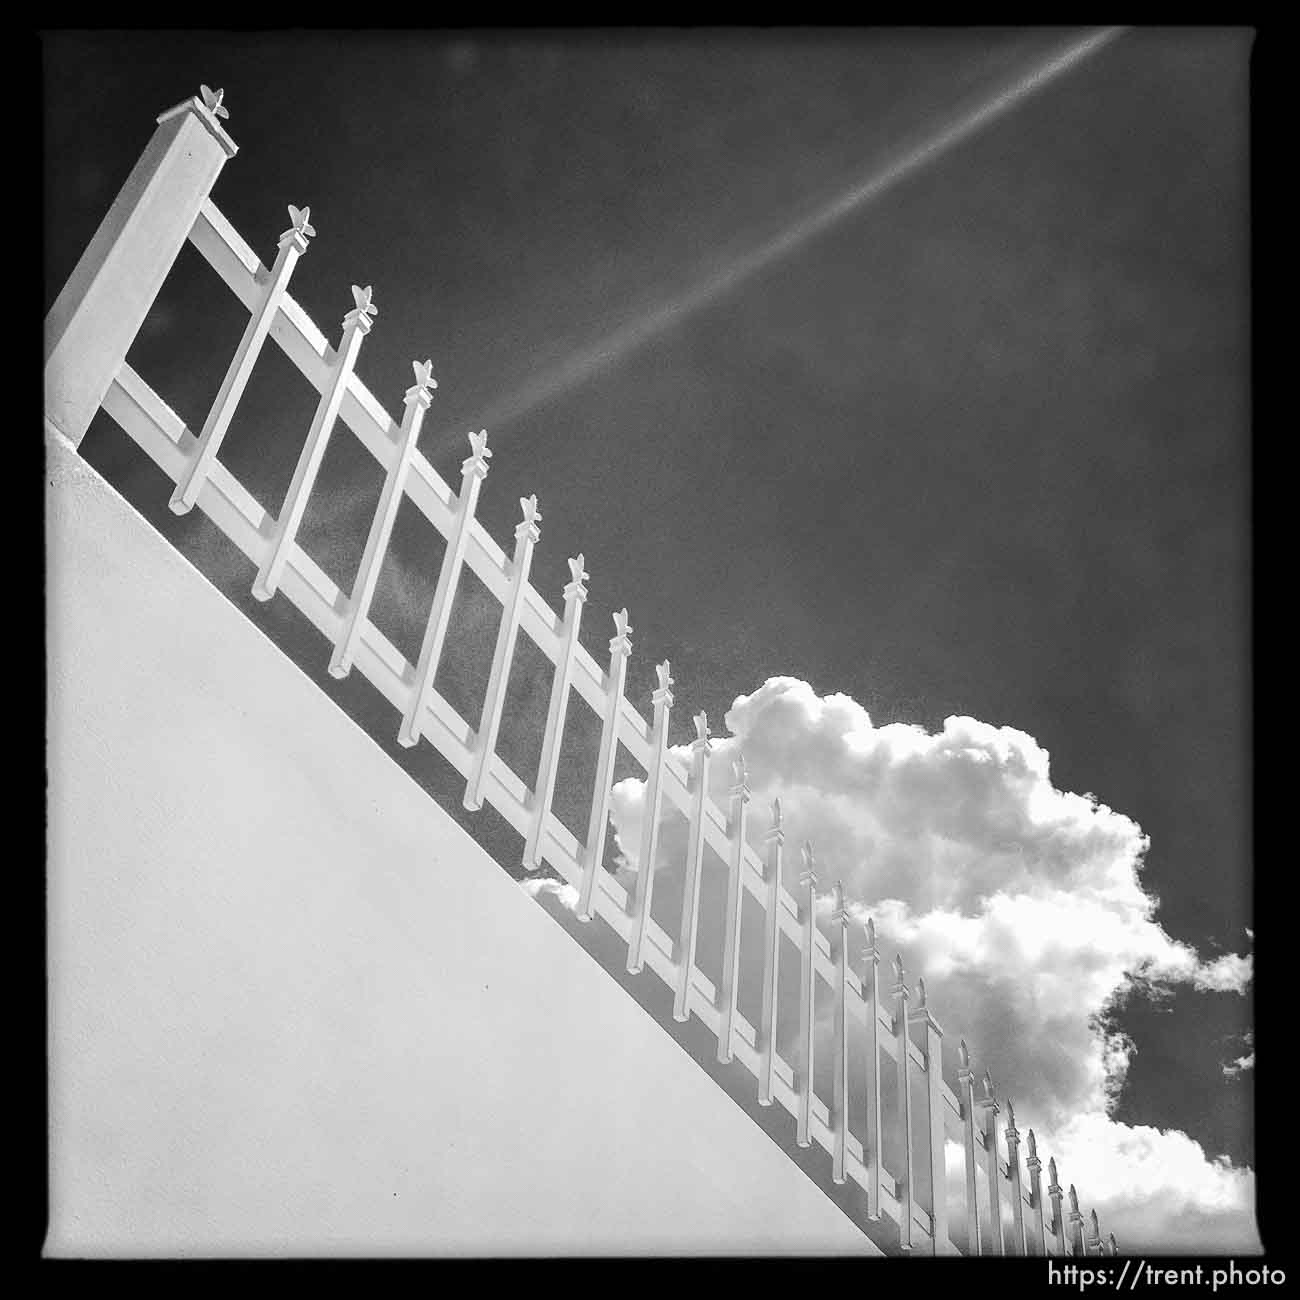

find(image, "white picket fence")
[44,88,1121,1259]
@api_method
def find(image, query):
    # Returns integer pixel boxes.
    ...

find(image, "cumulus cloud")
[1045,1115,1255,1253]
[607,676,1256,1252]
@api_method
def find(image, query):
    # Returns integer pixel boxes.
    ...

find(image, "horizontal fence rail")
[46,91,1121,1259]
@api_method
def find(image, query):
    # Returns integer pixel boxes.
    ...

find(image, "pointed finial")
[404,358,437,405]
[692,710,711,749]
[200,84,230,120]
[764,795,784,844]
[982,1069,994,1100]
[1006,1098,1016,1129]
[832,880,847,925]
[861,916,880,968]
[892,951,911,1000]
[281,203,317,247]
[1068,1184,1080,1215]
[1109,1232,1118,1255]
[1090,1209,1100,1237]
[412,358,436,391]
[958,1038,970,1072]
[563,554,590,601]
[351,284,378,316]
[916,974,928,1007]
[652,659,674,707]
[1027,1129,1038,1160]
[520,493,541,526]
[730,754,751,802]
[343,284,378,330]
[1049,1156,1059,1186]
[462,428,492,477]
[610,608,633,656]
[799,841,816,887]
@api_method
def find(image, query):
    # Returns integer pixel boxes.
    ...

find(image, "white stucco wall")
[45,436,878,1257]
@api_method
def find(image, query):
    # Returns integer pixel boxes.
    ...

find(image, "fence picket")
[957,1040,981,1255]
[522,556,589,868]
[909,976,948,1252]
[464,495,542,811]
[673,712,712,1022]
[1005,1100,1027,1255]
[717,756,750,1063]
[1068,1184,1086,1256]
[330,360,434,679]
[626,661,673,973]
[1027,1128,1046,1256]
[993,1102,1024,1253]
[576,609,633,922]
[893,954,915,1249]
[862,917,884,1221]
[398,429,492,748]
[796,843,817,1148]
[831,881,849,1183]
[1048,1158,1067,1256]
[172,208,313,515]
[252,285,374,602]
[978,1072,1004,1255]
[756,798,783,1104]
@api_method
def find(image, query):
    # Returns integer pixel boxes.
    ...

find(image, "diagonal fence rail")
[45,88,1121,1259]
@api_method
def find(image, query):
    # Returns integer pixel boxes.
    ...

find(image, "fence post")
[893,954,916,1250]
[1026,1128,1046,1256]
[830,881,849,1183]
[1068,1185,1086,1257]
[171,205,314,514]
[1048,1158,1067,1256]
[576,609,633,922]
[45,86,238,447]
[795,843,817,1148]
[673,712,713,1022]
[909,976,949,1253]
[1005,1100,1027,1255]
[252,284,376,601]
[464,495,542,811]
[977,1071,1005,1255]
[330,360,435,679]
[397,429,492,747]
[957,1040,981,1255]
[626,661,673,973]
[756,798,784,1104]
[521,555,589,868]
[717,755,751,1063]
[862,917,884,1221]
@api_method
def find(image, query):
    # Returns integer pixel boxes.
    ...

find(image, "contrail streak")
[443,27,1124,448]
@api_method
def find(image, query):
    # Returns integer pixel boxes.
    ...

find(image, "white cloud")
[607,676,1255,1252]
[1046,1114,1256,1252]
[1194,952,1253,993]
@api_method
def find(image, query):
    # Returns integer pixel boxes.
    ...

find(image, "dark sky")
[44,27,1252,1173]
